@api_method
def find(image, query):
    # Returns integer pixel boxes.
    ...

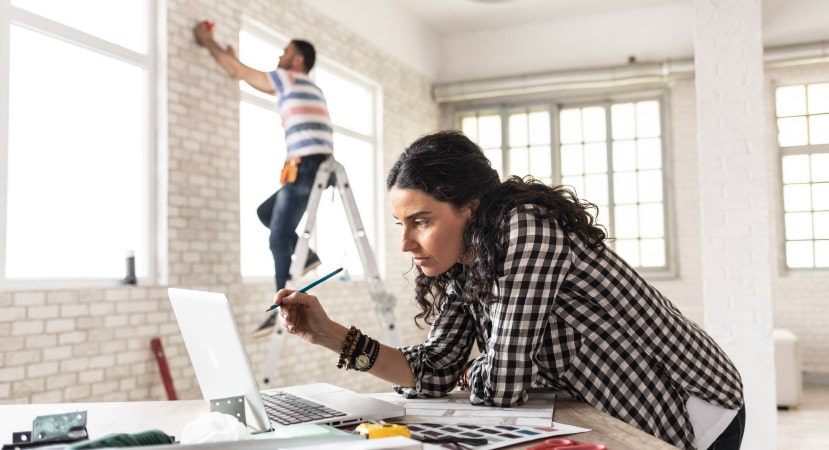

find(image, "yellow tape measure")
[354,421,411,439]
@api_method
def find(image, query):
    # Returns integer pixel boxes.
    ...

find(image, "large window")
[2,0,156,286]
[775,82,829,269]
[459,97,669,271]
[239,20,380,280]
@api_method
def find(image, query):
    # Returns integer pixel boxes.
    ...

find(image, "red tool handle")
[151,337,178,400]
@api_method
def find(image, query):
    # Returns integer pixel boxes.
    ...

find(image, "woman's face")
[390,187,475,277]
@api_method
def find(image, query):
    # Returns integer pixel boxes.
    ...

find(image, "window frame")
[774,80,829,271]
[454,90,677,277]
[0,1,161,289]
[238,17,383,282]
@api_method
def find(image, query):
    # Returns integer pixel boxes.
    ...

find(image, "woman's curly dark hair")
[387,130,606,326]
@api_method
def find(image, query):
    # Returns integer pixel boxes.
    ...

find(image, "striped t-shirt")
[268,68,334,158]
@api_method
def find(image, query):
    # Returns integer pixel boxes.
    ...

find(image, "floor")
[776,383,829,448]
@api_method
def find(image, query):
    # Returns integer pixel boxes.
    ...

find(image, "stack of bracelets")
[337,326,380,372]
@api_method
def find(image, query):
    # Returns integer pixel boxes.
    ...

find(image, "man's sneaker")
[254,312,277,338]
[303,250,322,275]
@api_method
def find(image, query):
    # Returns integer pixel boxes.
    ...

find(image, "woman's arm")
[468,205,571,406]
[276,289,416,387]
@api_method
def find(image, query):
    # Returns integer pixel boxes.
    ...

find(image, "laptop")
[167,288,405,432]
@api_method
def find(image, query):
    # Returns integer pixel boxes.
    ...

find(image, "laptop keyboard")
[261,390,347,425]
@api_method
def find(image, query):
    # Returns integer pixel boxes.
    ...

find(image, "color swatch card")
[405,422,589,450]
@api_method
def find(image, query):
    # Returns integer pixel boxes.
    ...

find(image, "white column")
[691,0,777,448]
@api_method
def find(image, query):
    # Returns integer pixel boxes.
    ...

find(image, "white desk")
[0,393,676,449]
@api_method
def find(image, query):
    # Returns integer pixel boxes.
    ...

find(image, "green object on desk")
[254,423,349,440]
[68,430,174,448]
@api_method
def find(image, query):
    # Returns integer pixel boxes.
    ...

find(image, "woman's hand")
[274,290,347,352]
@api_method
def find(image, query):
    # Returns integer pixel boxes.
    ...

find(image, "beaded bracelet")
[337,326,360,369]
[346,333,367,370]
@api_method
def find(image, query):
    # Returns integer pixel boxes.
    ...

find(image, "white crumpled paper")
[180,411,253,444]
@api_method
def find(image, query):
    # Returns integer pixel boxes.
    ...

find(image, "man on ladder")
[194,22,330,337]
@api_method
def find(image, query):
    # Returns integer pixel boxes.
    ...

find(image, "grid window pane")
[611,103,635,140]
[813,184,829,210]
[640,239,666,267]
[776,85,807,117]
[582,107,606,142]
[807,83,829,114]
[612,140,637,171]
[816,241,829,267]
[639,204,665,238]
[782,154,811,183]
[561,176,585,197]
[584,174,609,206]
[777,117,809,147]
[776,83,829,269]
[530,146,553,180]
[786,241,813,268]
[783,184,812,212]
[785,212,813,240]
[584,143,607,174]
[560,109,583,143]
[814,212,829,239]
[614,173,638,203]
[637,138,662,170]
[614,205,639,238]
[813,154,829,182]
[509,114,529,147]
[636,101,661,137]
[529,112,551,144]
[638,170,663,203]
[808,114,829,145]
[561,144,584,175]
[484,149,504,180]
[615,240,640,267]
[478,115,502,148]
[509,147,530,177]
[464,98,668,271]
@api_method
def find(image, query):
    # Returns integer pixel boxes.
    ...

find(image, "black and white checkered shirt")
[395,204,743,449]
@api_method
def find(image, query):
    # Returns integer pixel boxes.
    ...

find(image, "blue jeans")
[256,154,329,290]
[707,404,746,450]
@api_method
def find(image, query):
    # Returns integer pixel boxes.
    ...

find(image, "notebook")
[167,287,405,433]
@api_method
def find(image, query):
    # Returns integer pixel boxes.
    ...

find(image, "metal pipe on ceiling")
[432,40,829,103]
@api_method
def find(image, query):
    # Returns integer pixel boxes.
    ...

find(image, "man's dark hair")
[291,39,316,72]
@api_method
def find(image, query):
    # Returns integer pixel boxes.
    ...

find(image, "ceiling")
[304,0,829,81]
[395,0,686,35]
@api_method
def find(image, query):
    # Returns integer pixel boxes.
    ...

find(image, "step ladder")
[261,156,401,386]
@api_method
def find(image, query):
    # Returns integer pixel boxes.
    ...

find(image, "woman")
[276,130,745,449]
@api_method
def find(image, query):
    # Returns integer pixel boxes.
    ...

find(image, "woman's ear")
[466,199,480,216]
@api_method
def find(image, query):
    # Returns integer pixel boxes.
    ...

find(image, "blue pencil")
[266,267,343,312]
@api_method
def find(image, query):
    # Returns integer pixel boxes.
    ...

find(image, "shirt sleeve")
[393,297,477,398]
[467,205,572,407]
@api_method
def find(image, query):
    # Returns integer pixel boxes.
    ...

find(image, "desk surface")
[0,393,676,450]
